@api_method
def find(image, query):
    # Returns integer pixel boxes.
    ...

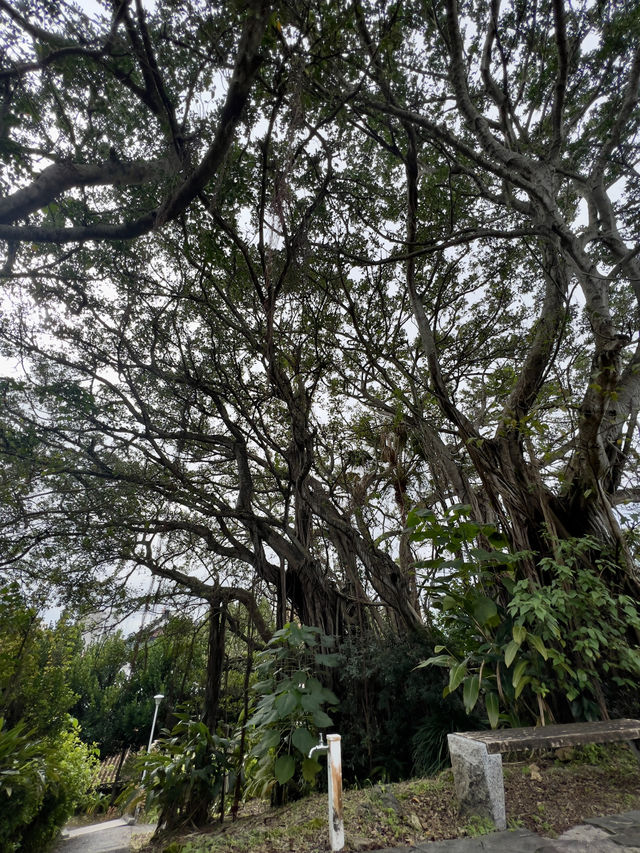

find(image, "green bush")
[0,718,46,853]
[125,715,231,831]
[410,505,640,727]
[247,623,339,805]
[0,584,80,738]
[0,716,98,852]
[333,630,466,782]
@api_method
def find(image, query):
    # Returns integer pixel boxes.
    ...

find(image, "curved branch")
[0,0,271,245]
[499,242,570,430]
[0,157,177,224]
[592,42,640,181]
[154,0,271,226]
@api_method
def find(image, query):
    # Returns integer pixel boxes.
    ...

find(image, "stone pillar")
[447,734,506,830]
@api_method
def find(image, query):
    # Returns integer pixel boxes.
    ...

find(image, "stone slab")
[454,720,640,755]
[448,734,506,829]
[605,829,640,849]
[370,829,542,852]
[585,812,640,832]
[544,823,629,851]
[368,816,640,852]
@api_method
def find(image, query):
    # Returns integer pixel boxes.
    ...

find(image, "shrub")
[125,715,231,831]
[0,716,98,852]
[247,623,339,805]
[410,505,640,726]
[332,630,465,782]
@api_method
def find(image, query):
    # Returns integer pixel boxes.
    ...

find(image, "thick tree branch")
[0,158,177,224]
[549,0,568,161]
[0,0,271,244]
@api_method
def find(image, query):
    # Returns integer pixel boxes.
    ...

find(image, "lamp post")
[147,694,164,754]
[132,693,164,824]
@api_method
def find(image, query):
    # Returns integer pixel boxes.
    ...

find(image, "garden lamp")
[147,693,164,753]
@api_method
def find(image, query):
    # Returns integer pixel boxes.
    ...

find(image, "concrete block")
[447,734,506,830]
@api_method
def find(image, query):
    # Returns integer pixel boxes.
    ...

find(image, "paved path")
[53,818,155,853]
[370,811,640,852]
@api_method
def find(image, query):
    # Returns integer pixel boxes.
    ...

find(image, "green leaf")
[275,691,298,718]
[485,692,500,729]
[252,728,281,755]
[512,660,528,690]
[320,687,339,705]
[415,654,452,669]
[291,727,317,757]
[448,661,467,693]
[302,756,322,782]
[473,596,498,626]
[501,576,516,595]
[469,548,501,563]
[504,640,519,668]
[514,675,531,699]
[301,693,322,714]
[527,633,548,660]
[313,710,333,728]
[487,530,509,548]
[463,675,480,712]
[274,754,296,785]
[291,670,308,687]
[512,624,527,645]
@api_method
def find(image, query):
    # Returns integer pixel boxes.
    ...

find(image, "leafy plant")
[124,715,231,831]
[0,583,80,737]
[247,623,339,804]
[460,815,495,837]
[410,505,528,727]
[0,718,46,853]
[507,537,640,720]
[0,715,98,852]
[411,507,640,727]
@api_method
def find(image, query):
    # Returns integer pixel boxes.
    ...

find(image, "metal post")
[308,733,344,852]
[327,735,344,852]
[146,694,164,754]
[132,693,164,823]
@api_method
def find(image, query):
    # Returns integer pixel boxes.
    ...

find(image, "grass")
[130,743,640,853]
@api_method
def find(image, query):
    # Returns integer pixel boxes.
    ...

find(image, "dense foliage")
[0,587,98,849]
[126,715,231,832]
[1,0,640,829]
[333,629,476,782]
[70,613,209,757]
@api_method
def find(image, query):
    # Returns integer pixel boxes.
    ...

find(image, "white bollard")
[327,734,344,852]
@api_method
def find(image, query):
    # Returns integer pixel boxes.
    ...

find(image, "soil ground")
[132,743,640,853]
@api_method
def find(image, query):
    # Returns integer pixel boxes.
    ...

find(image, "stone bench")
[447,718,640,830]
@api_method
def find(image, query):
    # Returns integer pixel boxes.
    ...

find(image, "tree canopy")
[1,0,640,722]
